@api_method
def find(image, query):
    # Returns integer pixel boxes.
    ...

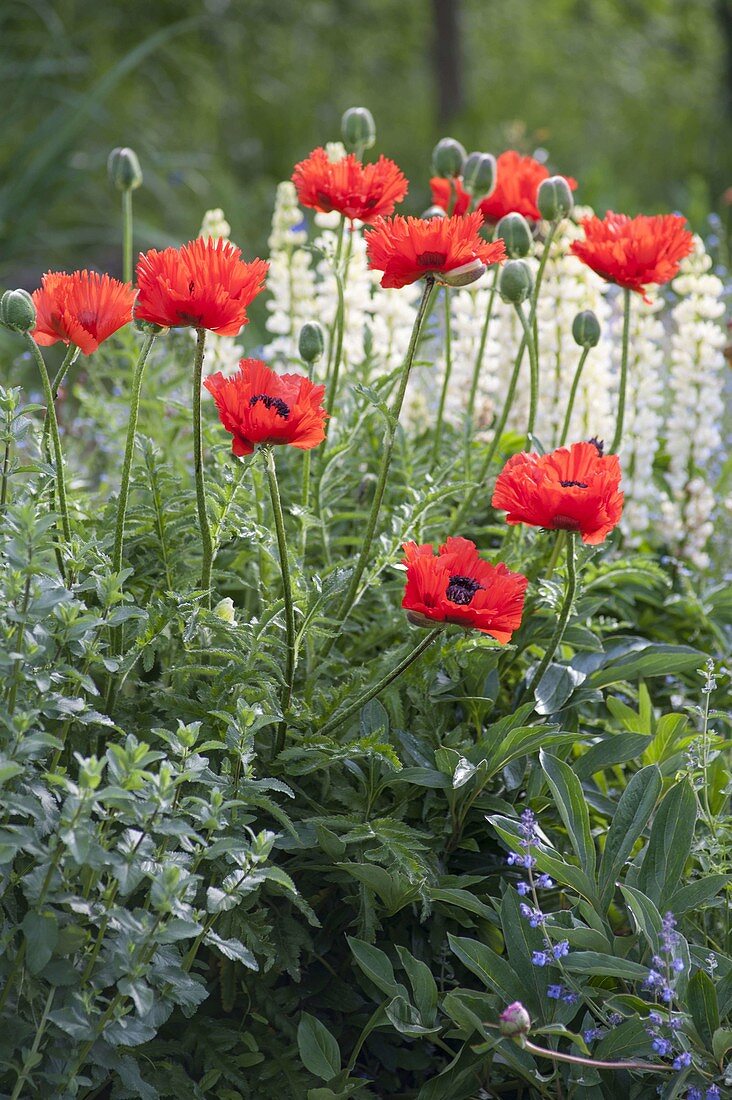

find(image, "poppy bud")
[496,213,533,258]
[499,1002,531,1038]
[439,259,486,288]
[537,175,573,221]
[421,205,447,220]
[341,107,376,153]
[107,146,143,192]
[499,260,533,304]
[572,309,601,348]
[432,137,466,178]
[134,318,168,336]
[298,321,325,364]
[0,289,36,333]
[463,151,496,198]
[213,597,236,624]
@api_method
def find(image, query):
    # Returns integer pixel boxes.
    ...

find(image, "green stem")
[430,287,452,467]
[324,226,351,424]
[51,344,81,402]
[111,333,156,575]
[324,277,437,652]
[192,328,214,602]
[531,220,559,368]
[122,188,133,284]
[558,346,591,447]
[610,287,632,454]
[10,985,55,1100]
[521,1037,676,1073]
[300,450,312,559]
[323,216,346,393]
[523,531,576,704]
[464,264,499,472]
[318,627,442,737]
[514,301,539,444]
[24,335,71,562]
[264,447,296,755]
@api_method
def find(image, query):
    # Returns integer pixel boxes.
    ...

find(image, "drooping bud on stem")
[572,309,601,348]
[432,137,466,178]
[499,260,533,304]
[0,289,36,333]
[496,212,533,258]
[463,151,496,198]
[421,205,448,220]
[499,1002,532,1038]
[537,175,574,221]
[439,259,486,288]
[107,146,143,192]
[341,107,376,154]
[299,320,325,364]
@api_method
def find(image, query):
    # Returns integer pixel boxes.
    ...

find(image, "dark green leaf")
[598,765,661,909]
[297,1012,341,1081]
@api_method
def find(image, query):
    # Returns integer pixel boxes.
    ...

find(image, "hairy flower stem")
[430,287,453,467]
[264,447,296,755]
[464,264,499,475]
[514,301,540,444]
[324,225,351,423]
[323,215,346,392]
[192,327,214,602]
[24,335,71,572]
[323,277,437,654]
[532,219,559,365]
[558,346,592,446]
[122,188,134,284]
[505,1036,676,1073]
[41,344,80,456]
[523,531,577,703]
[610,287,632,453]
[319,627,443,737]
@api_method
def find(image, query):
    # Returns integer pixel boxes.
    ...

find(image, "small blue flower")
[672,957,685,973]
[552,940,570,959]
[651,1036,672,1057]
[535,873,553,889]
[607,1012,623,1026]
[648,1010,664,1026]
[562,990,578,1004]
[685,1089,702,1100]
[672,1052,692,1070]
[516,881,530,896]
[532,951,549,967]
[706,1087,720,1100]
[547,984,563,999]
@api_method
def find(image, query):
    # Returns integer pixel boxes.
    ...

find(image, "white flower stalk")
[265,182,316,363]
[661,237,726,567]
[199,208,231,241]
[195,209,242,377]
[367,272,420,381]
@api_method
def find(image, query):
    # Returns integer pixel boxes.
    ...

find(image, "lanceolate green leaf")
[636,780,696,907]
[598,765,662,909]
[540,750,596,878]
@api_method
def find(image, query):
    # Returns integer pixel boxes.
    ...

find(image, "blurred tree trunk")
[432,0,464,125]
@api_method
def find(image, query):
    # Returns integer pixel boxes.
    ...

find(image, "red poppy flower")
[204,358,327,457]
[569,212,694,300]
[365,212,506,289]
[477,150,577,223]
[134,238,268,336]
[402,537,527,642]
[492,440,623,545]
[429,176,471,216]
[31,270,135,354]
[292,147,408,224]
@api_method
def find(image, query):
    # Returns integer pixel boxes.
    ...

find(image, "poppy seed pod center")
[249,393,290,419]
[446,574,483,605]
[416,250,448,268]
[559,479,588,488]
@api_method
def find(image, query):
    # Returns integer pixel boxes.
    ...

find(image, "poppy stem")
[122,189,134,285]
[464,263,499,475]
[324,276,438,654]
[23,335,71,577]
[192,327,214,604]
[323,215,346,396]
[319,627,443,737]
[523,530,577,704]
[531,219,559,369]
[430,286,453,467]
[263,446,296,755]
[324,249,348,422]
[558,345,592,447]
[514,302,540,445]
[610,287,632,454]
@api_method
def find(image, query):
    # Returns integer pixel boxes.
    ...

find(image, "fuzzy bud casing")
[496,212,533,258]
[439,259,486,288]
[341,107,376,153]
[537,175,573,221]
[107,146,143,191]
[421,205,448,220]
[463,151,496,198]
[499,260,533,304]
[298,321,325,364]
[0,289,36,333]
[432,137,466,178]
[499,1002,531,1038]
[572,309,601,348]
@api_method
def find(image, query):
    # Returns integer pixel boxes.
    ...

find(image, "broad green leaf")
[668,875,731,915]
[428,887,494,921]
[448,934,522,1004]
[588,644,700,688]
[347,937,406,1000]
[500,885,548,1021]
[594,1017,651,1060]
[598,765,661,909]
[396,946,438,1025]
[563,952,649,980]
[385,995,441,1036]
[688,969,720,1050]
[619,884,663,949]
[21,910,58,975]
[489,814,598,906]
[297,1012,341,1082]
[637,780,696,907]
[540,750,595,878]
[534,664,585,714]
[712,1027,732,1063]
[574,733,652,778]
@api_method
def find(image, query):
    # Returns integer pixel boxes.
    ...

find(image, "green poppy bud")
[496,212,533,258]
[463,151,496,198]
[499,260,533,304]
[432,137,466,179]
[107,146,143,192]
[341,107,376,154]
[439,259,486,288]
[421,205,447,220]
[537,175,573,221]
[572,310,601,348]
[134,318,168,336]
[298,321,325,364]
[499,1001,531,1038]
[0,289,36,333]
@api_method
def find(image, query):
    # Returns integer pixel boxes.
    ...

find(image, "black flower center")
[559,479,588,489]
[446,574,483,606]
[249,393,290,419]
[588,436,604,455]
[416,250,447,268]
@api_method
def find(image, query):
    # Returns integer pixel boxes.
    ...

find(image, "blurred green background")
[3,0,732,287]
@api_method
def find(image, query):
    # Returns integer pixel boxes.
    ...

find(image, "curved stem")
[430,287,452,467]
[523,531,576,704]
[319,627,442,737]
[192,328,214,603]
[514,302,539,445]
[521,1037,676,1073]
[558,346,591,447]
[264,446,296,755]
[122,189,133,284]
[111,333,156,575]
[464,264,499,473]
[324,277,437,652]
[24,335,71,563]
[610,287,632,454]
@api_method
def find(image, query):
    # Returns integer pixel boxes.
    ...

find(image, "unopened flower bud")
[439,259,486,288]
[572,310,601,348]
[341,107,376,153]
[0,289,36,333]
[422,205,447,220]
[496,213,533,258]
[499,1001,531,1038]
[432,137,466,178]
[213,597,236,624]
[298,321,325,364]
[499,260,533,304]
[134,318,168,336]
[463,151,496,198]
[107,146,143,192]
[537,175,573,221]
